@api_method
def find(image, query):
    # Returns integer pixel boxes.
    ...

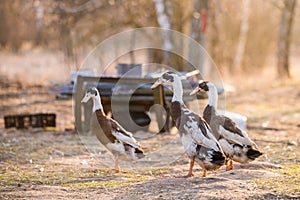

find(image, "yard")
[0,74,299,199]
[0,0,299,199]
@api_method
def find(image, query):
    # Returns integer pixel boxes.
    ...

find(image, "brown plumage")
[190,81,263,170]
[171,101,213,140]
[152,72,226,177]
[203,105,244,139]
[81,87,145,172]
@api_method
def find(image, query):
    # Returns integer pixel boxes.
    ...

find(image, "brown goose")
[190,80,262,170]
[151,72,226,177]
[81,87,145,172]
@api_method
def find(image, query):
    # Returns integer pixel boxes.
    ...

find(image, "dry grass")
[0,53,300,199]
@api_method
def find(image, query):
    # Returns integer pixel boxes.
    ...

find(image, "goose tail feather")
[246,147,263,160]
[211,150,227,166]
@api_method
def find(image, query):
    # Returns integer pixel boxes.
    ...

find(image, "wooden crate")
[4,113,56,129]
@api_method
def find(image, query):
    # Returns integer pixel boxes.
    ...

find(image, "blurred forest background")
[0,0,299,84]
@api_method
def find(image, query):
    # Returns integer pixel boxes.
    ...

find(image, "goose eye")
[90,90,96,95]
[199,82,206,88]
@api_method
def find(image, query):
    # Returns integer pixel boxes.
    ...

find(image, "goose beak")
[151,79,163,89]
[190,87,201,95]
[81,94,90,103]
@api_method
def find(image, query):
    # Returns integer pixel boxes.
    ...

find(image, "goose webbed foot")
[226,160,234,171]
[202,169,207,177]
[109,168,120,173]
[184,158,195,178]
[109,156,120,173]
[184,172,194,178]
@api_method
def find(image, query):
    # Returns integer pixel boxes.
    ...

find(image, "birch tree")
[232,0,250,72]
[189,0,209,75]
[52,0,112,69]
[209,0,222,68]
[153,0,173,65]
[277,0,296,78]
[34,0,44,45]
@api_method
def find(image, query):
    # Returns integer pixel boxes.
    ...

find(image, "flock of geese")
[81,71,262,177]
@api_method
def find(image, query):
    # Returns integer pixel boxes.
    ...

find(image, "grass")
[0,160,156,190]
[65,178,141,189]
[0,167,84,187]
[1,80,300,199]
[64,168,162,189]
[1,126,299,198]
[252,163,300,196]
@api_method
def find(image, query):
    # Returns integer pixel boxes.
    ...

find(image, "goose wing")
[184,114,222,152]
[110,119,140,148]
[219,116,257,147]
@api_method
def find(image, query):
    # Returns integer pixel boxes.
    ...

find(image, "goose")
[151,72,226,177]
[81,87,145,172]
[190,80,263,170]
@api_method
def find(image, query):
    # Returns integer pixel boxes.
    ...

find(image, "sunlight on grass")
[64,170,155,189]
[0,169,80,187]
[253,163,300,196]
[65,179,132,189]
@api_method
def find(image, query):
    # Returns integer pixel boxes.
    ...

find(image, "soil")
[0,77,300,199]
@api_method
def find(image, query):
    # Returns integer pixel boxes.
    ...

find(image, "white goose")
[81,87,145,172]
[190,80,262,170]
[151,72,226,177]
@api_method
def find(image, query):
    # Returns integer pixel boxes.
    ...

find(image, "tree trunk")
[188,0,209,75]
[34,0,44,45]
[277,0,296,78]
[233,0,250,72]
[209,0,222,68]
[153,0,173,65]
[130,31,136,65]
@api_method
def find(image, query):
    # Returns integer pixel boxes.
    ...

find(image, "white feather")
[112,130,140,148]
[241,130,257,147]
[107,142,125,154]
[218,138,234,156]
[183,118,221,152]
[182,107,192,115]
[116,126,133,137]
[181,134,197,157]
[219,125,256,146]
[107,142,138,161]
[231,145,251,163]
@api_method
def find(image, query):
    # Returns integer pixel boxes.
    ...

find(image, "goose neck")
[92,96,103,112]
[207,85,218,109]
[172,76,184,103]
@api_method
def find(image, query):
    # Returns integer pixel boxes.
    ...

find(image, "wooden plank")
[74,75,84,132]
[78,76,156,84]
[74,75,172,133]
[153,85,169,133]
